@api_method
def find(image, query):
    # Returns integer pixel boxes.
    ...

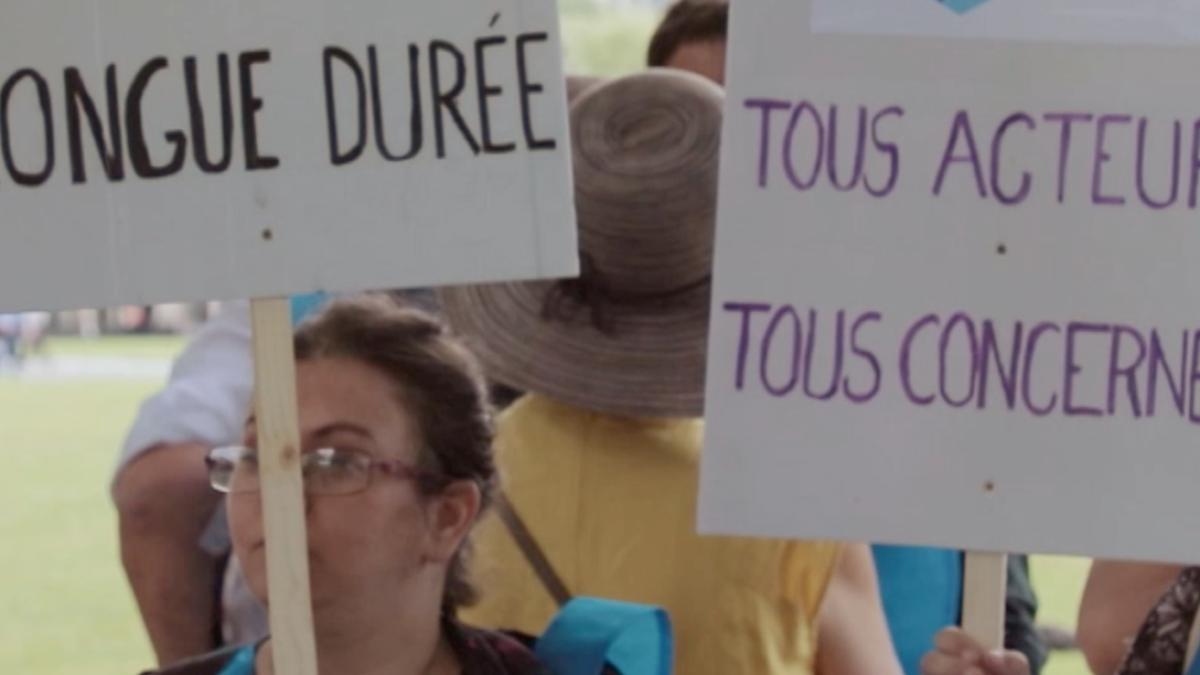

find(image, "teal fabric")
[1188,652,1200,675]
[873,545,963,675]
[535,598,672,675]
[216,646,255,675]
[289,292,329,325]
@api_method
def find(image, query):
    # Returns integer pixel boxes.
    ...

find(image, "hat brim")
[438,280,709,418]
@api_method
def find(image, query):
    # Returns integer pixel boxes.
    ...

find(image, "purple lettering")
[826,105,868,192]
[865,106,903,198]
[938,312,979,408]
[802,309,845,400]
[1043,112,1092,204]
[845,311,883,403]
[1146,329,1187,417]
[990,112,1036,205]
[1106,325,1146,417]
[760,304,802,396]
[1190,120,1200,208]
[1092,114,1131,206]
[1021,322,1061,416]
[744,98,790,188]
[977,319,1023,410]
[1135,118,1181,210]
[1190,330,1200,423]
[783,102,824,191]
[900,314,940,406]
[724,302,772,391]
[1064,321,1110,416]
[933,111,987,198]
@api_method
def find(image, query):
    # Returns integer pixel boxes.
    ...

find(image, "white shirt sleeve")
[114,301,254,480]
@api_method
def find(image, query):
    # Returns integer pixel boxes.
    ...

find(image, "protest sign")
[700,0,1200,567]
[0,2,575,671]
[0,0,576,312]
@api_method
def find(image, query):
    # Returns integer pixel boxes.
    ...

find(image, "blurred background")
[0,2,1092,674]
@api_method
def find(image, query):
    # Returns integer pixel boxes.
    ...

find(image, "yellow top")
[462,395,842,675]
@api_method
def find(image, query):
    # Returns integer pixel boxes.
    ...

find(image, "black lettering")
[323,47,368,166]
[515,32,555,151]
[126,57,187,179]
[429,39,480,158]
[185,54,235,173]
[474,35,514,154]
[369,44,423,162]
[65,65,124,183]
[238,50,278,170]
[0,69,54,186]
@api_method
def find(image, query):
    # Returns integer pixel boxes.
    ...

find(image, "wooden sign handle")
[961,551,1008,651]
[1185,607,1200,673]
[250,297,319,675]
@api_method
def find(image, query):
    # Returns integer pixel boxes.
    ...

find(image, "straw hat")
[439,69,723,418]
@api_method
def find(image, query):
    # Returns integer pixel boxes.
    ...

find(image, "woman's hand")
[921,628,1030,675]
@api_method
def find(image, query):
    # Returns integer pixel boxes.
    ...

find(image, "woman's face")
[229,356,475,611]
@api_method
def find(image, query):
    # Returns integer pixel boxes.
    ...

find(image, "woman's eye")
[308,449,360,470]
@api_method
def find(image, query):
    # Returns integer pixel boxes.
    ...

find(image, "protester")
[1078,561,1186,675]
[922,566,1200,675]
[647,0,727,84]
[437,69,900,675]
[920,628,1032,675]
[114,301,261,664]
[144,297,546,675]
[114,292,441,664]
[0,312,20,361]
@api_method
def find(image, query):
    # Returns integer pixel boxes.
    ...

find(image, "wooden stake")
[1185,607,1200,673]
[961,551,1008,651]
[251,297,318,675]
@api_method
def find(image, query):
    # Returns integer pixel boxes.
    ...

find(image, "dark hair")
[646,0,729,68]
[294,295,497,615]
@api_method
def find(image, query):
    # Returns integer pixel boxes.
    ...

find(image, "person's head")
[647,0,728,84]
[440,70,723,418]
[212,296,496,620]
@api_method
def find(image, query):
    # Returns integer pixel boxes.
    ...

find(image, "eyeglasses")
[206,445,440,496]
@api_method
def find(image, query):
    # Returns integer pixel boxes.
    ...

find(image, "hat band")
[542,253,710,335]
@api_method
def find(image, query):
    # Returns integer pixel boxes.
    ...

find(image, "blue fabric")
[216,646,255,675]
[535,598,673,675]
[873,545,963,675]
[289,292,329,325]
[936,0,989,13]
[1188,652,1200,675]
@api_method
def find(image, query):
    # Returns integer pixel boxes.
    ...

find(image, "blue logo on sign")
[938,0,989,13]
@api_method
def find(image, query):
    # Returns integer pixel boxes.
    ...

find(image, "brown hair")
[293,295,497,615]
[646,0,729,68]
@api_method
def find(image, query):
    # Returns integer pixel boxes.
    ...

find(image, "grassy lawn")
[1032,555,1092,675]
[560,0,659,76]
[0,376,160,674]
[38,335,185,360]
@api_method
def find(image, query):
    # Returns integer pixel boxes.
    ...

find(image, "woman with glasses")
[145,295,547,675]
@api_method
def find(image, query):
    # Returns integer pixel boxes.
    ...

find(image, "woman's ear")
[423,481,483,564]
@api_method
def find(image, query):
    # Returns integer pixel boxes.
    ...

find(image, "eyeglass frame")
[205,444,446,496]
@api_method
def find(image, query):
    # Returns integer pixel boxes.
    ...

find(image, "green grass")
[0,334,180,672]
[1032,555,1092,675]
[560,5,659,77]
[39,335,185,360]
[0,377,161,674]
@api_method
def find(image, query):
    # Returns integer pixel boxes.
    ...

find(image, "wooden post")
[250,297,319,675]
[1186,607,1200,673]
[961,551,1008,651]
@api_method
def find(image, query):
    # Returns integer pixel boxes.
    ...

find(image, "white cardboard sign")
[700,0,1200,563]
[0,0,576,312]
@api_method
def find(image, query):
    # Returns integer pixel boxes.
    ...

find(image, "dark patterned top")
[145,621,550,675]
[1117,567,1200,675]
